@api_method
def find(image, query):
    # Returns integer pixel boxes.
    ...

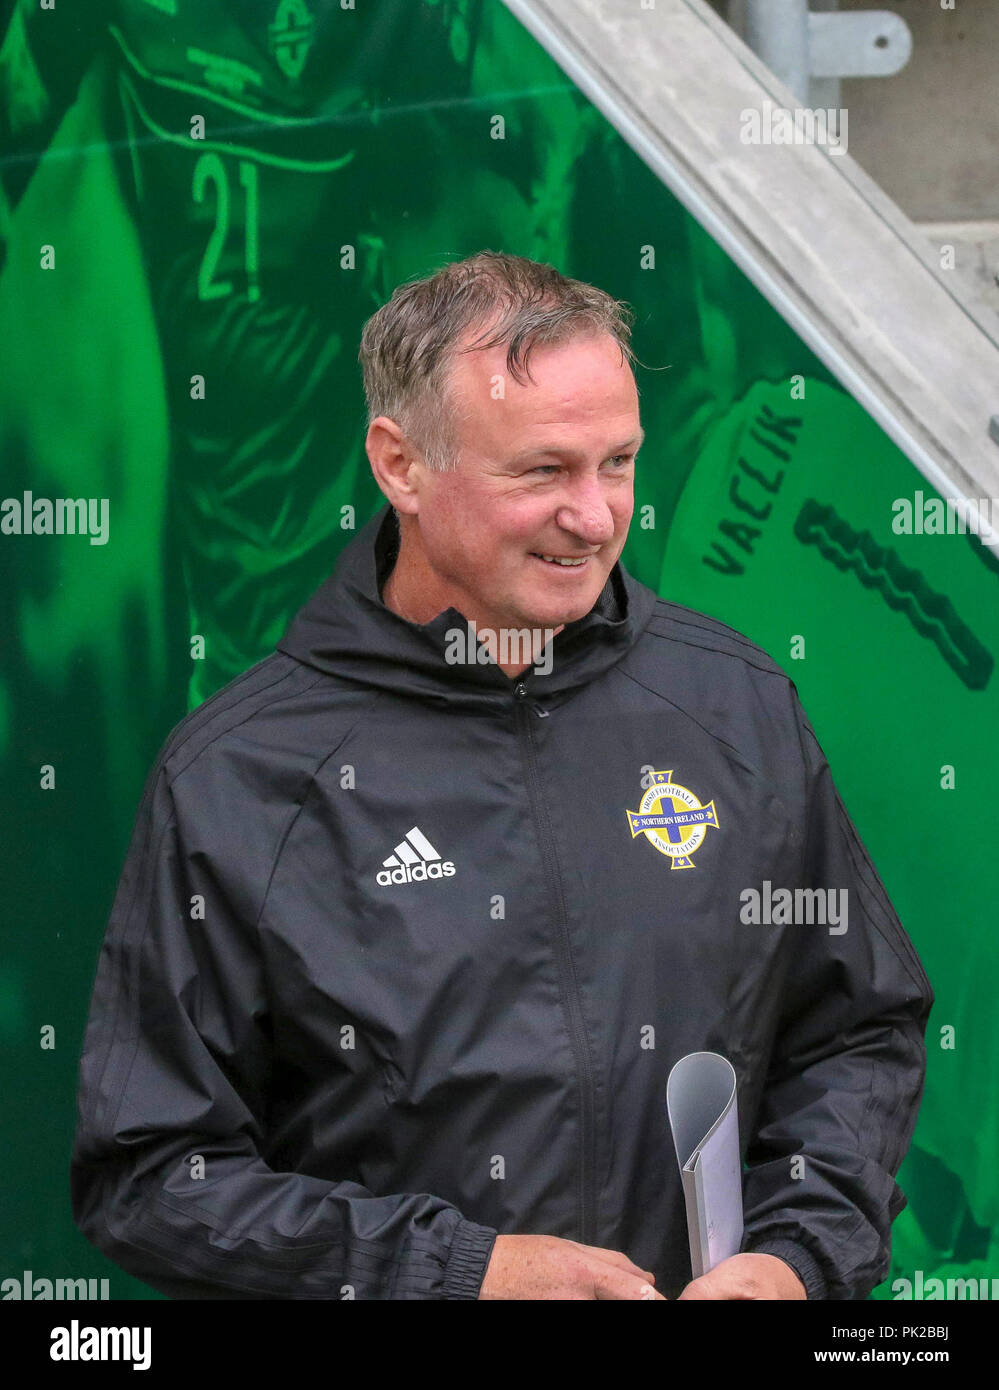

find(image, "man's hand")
[677,1252,807,1300]
[478,1234,667,1300]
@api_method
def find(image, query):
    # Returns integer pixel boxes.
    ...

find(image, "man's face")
[404,330,642,633]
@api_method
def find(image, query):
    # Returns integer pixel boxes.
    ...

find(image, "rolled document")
[666,1051,744,1279]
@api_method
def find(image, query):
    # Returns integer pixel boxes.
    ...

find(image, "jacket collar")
[276,503,658,711]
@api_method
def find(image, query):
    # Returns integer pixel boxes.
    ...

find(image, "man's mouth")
[530,552,592,568]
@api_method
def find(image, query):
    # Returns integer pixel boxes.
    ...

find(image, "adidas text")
[377,861,456,886]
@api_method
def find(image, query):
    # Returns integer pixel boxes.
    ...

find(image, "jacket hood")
[276,504,659,711]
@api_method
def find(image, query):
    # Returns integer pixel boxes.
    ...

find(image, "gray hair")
[358,250,638,472]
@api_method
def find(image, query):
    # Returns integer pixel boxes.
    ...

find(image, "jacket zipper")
[513,679,597,1245]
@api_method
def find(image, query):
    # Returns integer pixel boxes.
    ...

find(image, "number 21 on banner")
[192,153,260,303]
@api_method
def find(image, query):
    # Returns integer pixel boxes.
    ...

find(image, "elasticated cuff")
[744,1237,829,1300]
[441,1218,499,1300]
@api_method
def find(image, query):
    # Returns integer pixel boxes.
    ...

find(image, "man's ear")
[366,416,422,517]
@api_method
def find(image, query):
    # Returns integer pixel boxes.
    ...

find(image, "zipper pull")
[513,681,547,717]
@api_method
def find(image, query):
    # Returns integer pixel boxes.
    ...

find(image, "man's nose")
[554,477,620,545]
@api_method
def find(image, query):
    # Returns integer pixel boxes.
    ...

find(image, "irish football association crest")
[626,770,719,869]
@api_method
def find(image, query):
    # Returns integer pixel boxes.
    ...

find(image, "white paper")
[666,1051,744,1279]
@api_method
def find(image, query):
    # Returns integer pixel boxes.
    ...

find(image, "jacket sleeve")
[70,749,498,1300]
[739,685,934,1300]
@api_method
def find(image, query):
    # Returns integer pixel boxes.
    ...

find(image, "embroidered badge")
[626,770,719,869]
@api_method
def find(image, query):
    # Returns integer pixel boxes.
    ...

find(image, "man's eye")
[529,455,633,475]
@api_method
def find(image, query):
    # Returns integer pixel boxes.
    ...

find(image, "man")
[71,250,934,1300]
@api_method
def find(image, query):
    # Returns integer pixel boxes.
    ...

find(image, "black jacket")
[71,504,933,1299]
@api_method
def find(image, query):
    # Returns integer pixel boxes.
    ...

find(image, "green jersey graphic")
[2,0,484,704]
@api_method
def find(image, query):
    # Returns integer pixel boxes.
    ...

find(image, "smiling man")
[72,251,932,1302]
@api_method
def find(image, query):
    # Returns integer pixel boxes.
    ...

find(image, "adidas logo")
[376,826,456,886]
